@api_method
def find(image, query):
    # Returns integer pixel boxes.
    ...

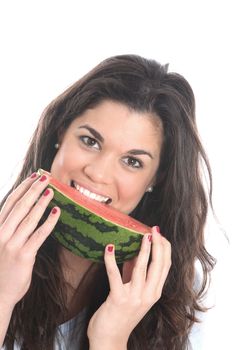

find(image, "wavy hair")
[1,54,215,349]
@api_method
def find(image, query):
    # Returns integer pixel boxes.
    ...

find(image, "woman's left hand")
[87,226,171,350]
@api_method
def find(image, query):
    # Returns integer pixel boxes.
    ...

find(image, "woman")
[0,54,215,349]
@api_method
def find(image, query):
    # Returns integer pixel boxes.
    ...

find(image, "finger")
[104,244,124,297]
[0,172,39,225]
[0,174,49,241]
[146,229,165,285]
[10,188,55,247]
[153,236,171,293]
[130,233,152,291]
[145,229,171,300]
[23,206,60,254]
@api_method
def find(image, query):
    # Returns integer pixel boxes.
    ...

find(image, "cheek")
[51,150,69,174]
[117,177,147,214]
[51,144,81,175]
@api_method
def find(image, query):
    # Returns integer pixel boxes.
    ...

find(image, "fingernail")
[43,188,50,196]
[107,245,114,253]
[30,172,37,178]
[148,234,152,242]
[40,175,47,182]
[51,207,58,214]
[155,226,160,233]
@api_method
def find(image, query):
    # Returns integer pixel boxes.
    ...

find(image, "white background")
[0,0,232,241]
[0,0,232,347]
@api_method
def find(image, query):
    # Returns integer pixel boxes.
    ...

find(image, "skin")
[0,174,60,345]
[0,100,171,350]
[50,100,163,214]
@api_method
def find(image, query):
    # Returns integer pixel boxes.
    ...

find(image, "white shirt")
[188,214,233,349]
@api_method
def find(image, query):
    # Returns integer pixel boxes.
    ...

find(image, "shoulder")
[189,213,233,349]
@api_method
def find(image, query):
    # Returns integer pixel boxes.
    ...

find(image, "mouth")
[70,180,112,205]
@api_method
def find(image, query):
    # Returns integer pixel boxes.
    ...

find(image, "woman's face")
[51,100,163,214]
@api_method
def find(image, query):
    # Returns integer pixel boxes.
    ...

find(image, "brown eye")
[79,136,100,150]
[122,156,143,169]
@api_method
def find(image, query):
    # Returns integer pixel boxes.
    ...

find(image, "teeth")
[72,181,111,204]
[83,189,90,196]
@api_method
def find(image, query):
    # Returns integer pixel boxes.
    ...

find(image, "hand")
[87,227,171,349]
[0,173,60,308]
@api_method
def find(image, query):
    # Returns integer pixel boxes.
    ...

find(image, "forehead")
[69,100,163,154]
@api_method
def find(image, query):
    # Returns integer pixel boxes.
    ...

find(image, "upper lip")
[71,180,112,202]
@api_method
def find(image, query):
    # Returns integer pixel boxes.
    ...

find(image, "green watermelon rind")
[49,184,148,235]
[48,187,143,263]
[38,169,151,263]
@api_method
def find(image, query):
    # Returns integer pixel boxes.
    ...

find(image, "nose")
[83,155,114,185]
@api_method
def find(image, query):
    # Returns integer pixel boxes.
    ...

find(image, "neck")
[60,248,94,288]
[59,248,98,321]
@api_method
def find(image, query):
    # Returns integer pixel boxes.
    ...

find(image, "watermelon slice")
[38,169,152,263]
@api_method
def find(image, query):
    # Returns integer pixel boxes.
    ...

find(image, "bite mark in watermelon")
[38,169,152,263]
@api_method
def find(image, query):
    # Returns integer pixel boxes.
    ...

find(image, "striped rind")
[37,169,151,263]
[43,170,151,235]
[48,187,143,263]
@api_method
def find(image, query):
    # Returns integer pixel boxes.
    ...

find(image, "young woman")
[0,54,215,349]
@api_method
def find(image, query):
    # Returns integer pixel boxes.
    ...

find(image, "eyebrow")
[78,124,154,159]
[127,149,154,159]
[78,125,104,142]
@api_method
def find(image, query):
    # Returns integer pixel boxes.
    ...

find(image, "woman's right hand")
[0,173,60,308]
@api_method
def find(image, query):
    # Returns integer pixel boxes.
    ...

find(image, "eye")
[79,136,100,150]
[122,156,143,169]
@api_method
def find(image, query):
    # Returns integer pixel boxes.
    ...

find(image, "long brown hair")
[1,54,215,349]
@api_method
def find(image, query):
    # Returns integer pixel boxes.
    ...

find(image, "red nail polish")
[51,207,58,214]
[40,175,47,182]
[148,234,152,242]
[155,226,160,233]
[43,189,50,196]
[30,172,37,178]
[107,245,114,253]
